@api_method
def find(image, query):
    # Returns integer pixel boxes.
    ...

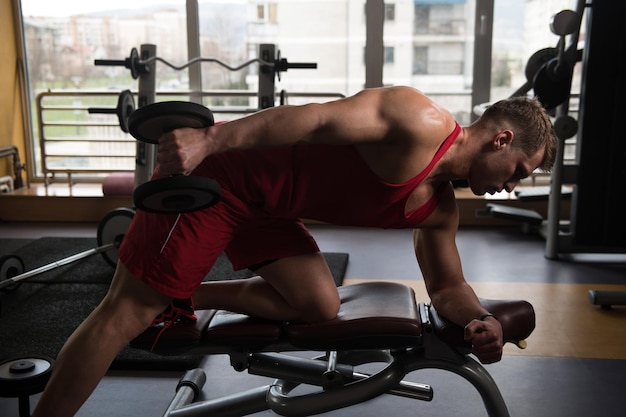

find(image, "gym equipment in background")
[94,44,316,189]
[479,0,626,307]
[0,146,27,191]
[87,89,136,133]
[0,207,133,297]
[0,356,54,417]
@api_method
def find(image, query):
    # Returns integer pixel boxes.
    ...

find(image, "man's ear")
[493,130,514,150]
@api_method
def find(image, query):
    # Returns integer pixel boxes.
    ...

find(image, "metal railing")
[34,89,346,185]
[36,90,136,185]
[34,89,574,188]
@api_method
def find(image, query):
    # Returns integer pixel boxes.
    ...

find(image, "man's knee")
[296,287,340,323]
[255,252,341,322]
[100,262,172,338]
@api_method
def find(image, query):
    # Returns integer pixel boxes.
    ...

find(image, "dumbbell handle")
[94,58,128,66]
[88,108,118,114]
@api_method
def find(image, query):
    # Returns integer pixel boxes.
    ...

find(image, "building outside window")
[18,0,579,182]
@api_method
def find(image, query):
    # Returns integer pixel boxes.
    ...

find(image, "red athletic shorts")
[118,186,319,299]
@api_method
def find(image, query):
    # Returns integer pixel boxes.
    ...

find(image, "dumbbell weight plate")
[0,255,25,293]
[97,207,136,268]
[128,101,215,144]
[134,176,221,214]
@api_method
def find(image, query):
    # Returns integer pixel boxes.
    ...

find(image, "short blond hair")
[480,97,556,172]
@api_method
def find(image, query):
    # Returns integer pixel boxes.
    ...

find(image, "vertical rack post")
[258,44,276,109]
[134,44,157,188]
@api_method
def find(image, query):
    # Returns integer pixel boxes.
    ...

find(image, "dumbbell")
[128,102,222,214]
[0,356,54,417]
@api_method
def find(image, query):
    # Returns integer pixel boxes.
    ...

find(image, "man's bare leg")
[192,252,340,322]
[31,262,171,417]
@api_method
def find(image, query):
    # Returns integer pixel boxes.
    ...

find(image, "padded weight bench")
[131,282,535,417]
[102,172,134,196]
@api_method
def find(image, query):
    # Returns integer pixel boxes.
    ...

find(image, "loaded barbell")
[0,207,134,294]
[128,101,222,214]
[94,47,317,80]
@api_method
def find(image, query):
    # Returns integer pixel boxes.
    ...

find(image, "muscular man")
[32,86,556,417]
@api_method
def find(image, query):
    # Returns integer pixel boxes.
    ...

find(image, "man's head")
[467,97,557,196]
[480,96,557,172]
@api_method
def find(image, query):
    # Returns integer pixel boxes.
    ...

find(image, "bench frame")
[134,282,533,417]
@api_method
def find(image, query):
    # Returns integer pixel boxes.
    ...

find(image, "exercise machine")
[484,0,626,307]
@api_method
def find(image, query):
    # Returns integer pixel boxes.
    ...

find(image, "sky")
[20,0,182,17]
[19,0,245,17]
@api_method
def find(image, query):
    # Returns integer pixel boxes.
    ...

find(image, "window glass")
[383,0,474,124]
[20,0,366,179]
[491,0,586,170]
[20,0,187,179]
[205,0,365,107]
[491,0,584,102]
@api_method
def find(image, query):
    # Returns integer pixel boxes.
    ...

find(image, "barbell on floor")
[0,207,135,293]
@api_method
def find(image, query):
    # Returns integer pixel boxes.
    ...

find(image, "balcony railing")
[35,89,345,185]
[34,89,574,189]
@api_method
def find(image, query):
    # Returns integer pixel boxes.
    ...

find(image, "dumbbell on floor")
[128,102,222,214]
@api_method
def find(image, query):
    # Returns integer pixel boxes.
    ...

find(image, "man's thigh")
[255,252,340,321]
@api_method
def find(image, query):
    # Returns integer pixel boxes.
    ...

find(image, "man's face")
[468,147,544,196]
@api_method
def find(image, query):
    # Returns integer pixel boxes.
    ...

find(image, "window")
[384,46,395,64]
[255,3,277,23]
[414,5,429,35]
[385,3,395,22]
[19,0,365,181]
[16,0,571,184]
[413,46,427,75]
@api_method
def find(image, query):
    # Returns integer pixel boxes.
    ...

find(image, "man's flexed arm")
[414,186,503,364]
[156,86,434,176]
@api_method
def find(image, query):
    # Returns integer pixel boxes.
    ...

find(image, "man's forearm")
[428,282,489,327]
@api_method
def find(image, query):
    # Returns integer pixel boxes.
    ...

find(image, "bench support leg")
[407,353,510,417]
[164,377,270,417]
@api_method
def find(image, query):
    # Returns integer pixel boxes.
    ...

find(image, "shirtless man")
[32,86,556,417]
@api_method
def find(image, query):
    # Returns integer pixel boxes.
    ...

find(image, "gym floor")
[1,222,625,416]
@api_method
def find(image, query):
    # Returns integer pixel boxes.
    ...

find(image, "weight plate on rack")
[117,90,135,133]
[97,207,136,268]
[0,255,25,293]
[525,48,558,82]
